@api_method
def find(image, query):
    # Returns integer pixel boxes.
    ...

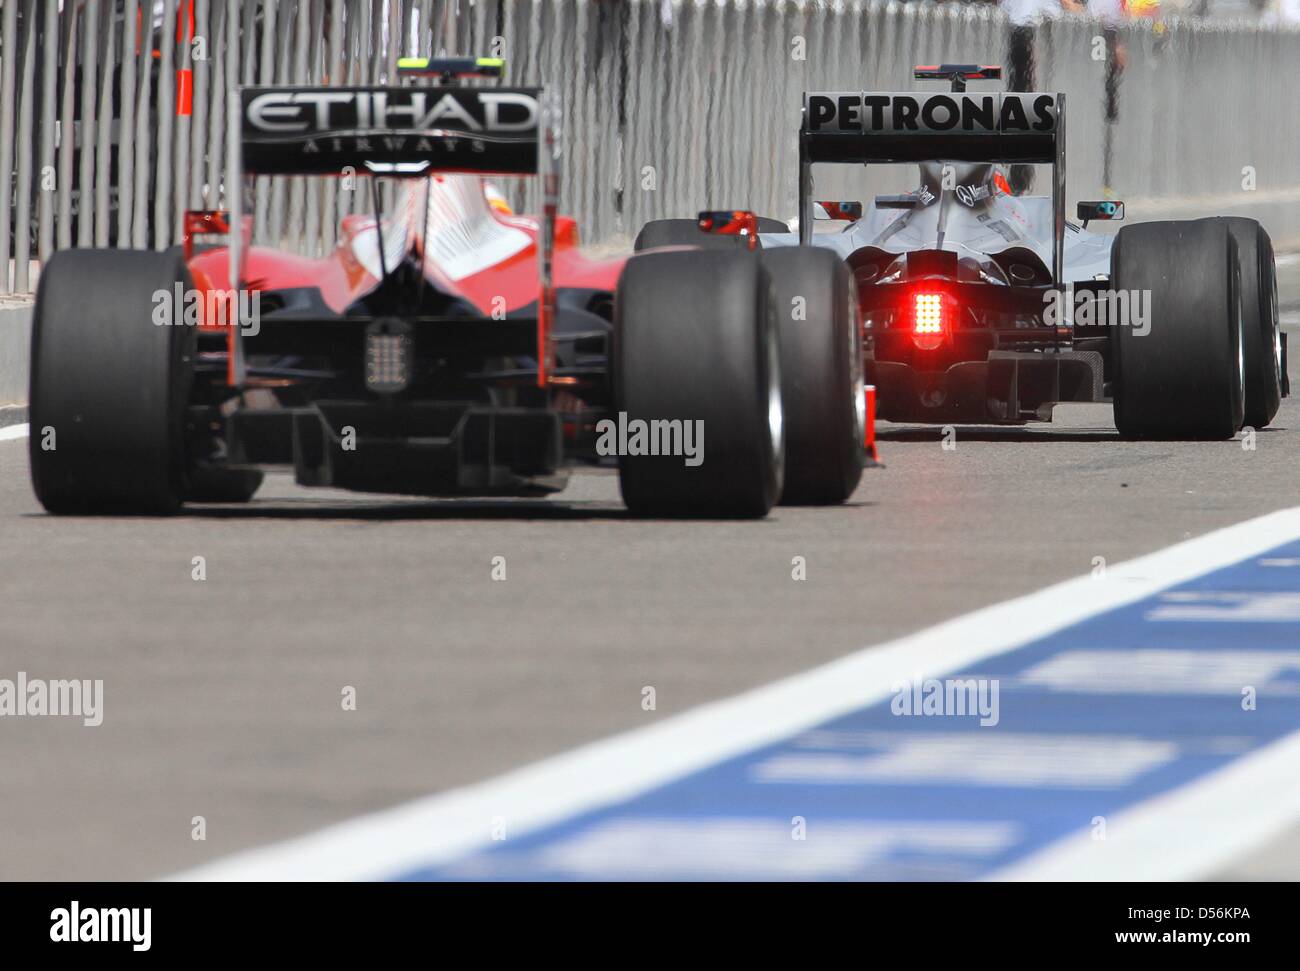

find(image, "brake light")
[912,291,947,349]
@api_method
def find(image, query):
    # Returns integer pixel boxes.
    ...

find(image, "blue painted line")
[399,541,1300,881]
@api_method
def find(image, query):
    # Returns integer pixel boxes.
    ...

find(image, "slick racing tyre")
[185,467,264,503]
[633,217,789,252]
[1110,219,1244,440]
[30,248,196,514]
[1207,217,1282,429]
[761,246,864,504]
[614,248,783,517]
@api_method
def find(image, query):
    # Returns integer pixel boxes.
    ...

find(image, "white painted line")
[992,729,1300,881]
[0,423,29,442]
[175,507,1300,882]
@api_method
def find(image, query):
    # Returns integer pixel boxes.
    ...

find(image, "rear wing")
[239,85,541,176]
[798,89,1067,285]
[224,77,560,388]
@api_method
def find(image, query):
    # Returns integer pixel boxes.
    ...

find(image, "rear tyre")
[614,249,783,517]
[1110,219,1244,440]
[30,248,195,514]
[1208,217,1281,429]
[185,467,264,503]
[633,216,788,252]
[761,247,864,504]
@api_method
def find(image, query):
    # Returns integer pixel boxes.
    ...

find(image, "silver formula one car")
[638,63,1285,438]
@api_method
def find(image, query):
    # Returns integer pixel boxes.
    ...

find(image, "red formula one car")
[29,59,868,518]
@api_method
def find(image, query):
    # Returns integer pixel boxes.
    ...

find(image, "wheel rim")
[766,306,784,468]
[1238,317,1246,394]
[1236,269,1246,421]
[849,280,865,445]
[1270,271,1283,383]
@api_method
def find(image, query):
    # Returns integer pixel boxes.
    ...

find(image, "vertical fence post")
[204,0,226,211]
[153,0,179,250]
[173,0,195,244]
[14,0,37,292]
[56,7,77,251]
[131,5,155,249]
[254,0,277,242]
[76,0,99,248]
[190,0,212,216]
[0,0,19,292]
[118,0,139,249]
[95,0,117,247]
[36,1,58,266]
[322,0,344,245]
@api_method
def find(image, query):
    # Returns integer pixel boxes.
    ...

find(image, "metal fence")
[3,0,1299,294]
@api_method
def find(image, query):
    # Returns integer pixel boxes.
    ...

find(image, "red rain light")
[912,291,947,350]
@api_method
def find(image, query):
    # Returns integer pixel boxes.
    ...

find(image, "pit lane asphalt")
[2,306,1299,882]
